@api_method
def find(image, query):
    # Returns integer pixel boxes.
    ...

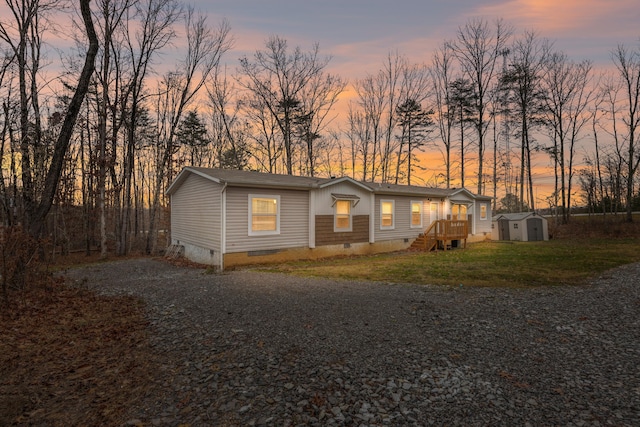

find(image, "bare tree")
[1,0,47,231]
[238,36,334,175]
[351,73,386,181]
[91,0,133,258]
[117,0,180,255]
[206,66,250,170]
[588,74,610,215]
[541,51,593,223]
[453,17,512,194]
[600,74,627,214]
[379,52,404,183]
[610,43,640,222]
[0,0,99,238]
[295,69,345,176]
[146,12,232,254]
[0,57,18,226]
[499,31,548,211]
[351,52,431,183]
[430,41,456,188]
[243,93,282,173]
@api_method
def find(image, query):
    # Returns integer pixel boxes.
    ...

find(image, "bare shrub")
[548,215,640,239]
[0,226,51,307]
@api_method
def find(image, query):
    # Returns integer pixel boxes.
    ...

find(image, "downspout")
[369,193,375,243]
[220,181,227,271]
[471,201,476,235]
[309,190,315,248]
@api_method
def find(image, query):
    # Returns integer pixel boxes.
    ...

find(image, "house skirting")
[174,240,222,268]
[174,233,490,271]
[468,233,491,243]
[223,239,413,270]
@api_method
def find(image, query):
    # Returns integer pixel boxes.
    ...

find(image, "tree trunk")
[27,0,99,238]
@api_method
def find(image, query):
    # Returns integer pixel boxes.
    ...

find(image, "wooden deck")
[410,220,469,252]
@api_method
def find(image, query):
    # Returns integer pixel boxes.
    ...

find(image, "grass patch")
[258,238,640,287]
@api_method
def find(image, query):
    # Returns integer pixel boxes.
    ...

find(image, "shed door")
[526,218,543,241]
[498,219,510,240]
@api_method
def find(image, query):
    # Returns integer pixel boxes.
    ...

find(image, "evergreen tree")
[395,99,434,184]
[449,78,476,188]
[176,110,210,166]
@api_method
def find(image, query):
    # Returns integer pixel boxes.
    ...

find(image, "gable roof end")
[166,166,223,195]
[317,176,374,192]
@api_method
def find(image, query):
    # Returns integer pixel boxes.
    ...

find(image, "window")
[452,204,467,220]
[249,195,280,235]
[480,203,488,220]
[381,200,394,229]
[411,201,422,228]
[335,200,352,232]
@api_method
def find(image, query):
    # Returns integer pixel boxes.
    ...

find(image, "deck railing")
[417,219,469,251]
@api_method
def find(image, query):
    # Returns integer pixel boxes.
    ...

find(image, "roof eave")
[166,166,223,195]
[318,177,374,192]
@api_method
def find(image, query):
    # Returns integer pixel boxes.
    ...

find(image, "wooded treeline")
[1,0,639,260]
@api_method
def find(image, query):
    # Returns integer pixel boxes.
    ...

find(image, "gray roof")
[167,166,487,200]
[185,166,327,188]
[360,181,454,197]
[493,212,544,221]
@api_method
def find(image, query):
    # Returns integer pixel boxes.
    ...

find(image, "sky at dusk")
[198,0,640,78]
[2,0,639,203]
[194,0,639,202]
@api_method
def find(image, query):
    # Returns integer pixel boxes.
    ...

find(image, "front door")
[430,202,439,223]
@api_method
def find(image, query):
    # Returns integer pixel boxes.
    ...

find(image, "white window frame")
[248,194,280,236]
[410,201,423,228]
[380,199,395,230]
[334,199,352,232]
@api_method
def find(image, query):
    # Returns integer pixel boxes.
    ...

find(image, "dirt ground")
[0,269,157,426]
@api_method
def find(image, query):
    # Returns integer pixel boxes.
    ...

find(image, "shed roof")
[493,212,545,221]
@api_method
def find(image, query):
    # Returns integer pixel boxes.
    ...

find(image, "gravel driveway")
[67,258,640,426]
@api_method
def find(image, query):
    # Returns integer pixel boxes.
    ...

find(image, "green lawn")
[257,238,640,287]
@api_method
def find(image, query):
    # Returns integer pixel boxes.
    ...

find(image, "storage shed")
[491,212,548,242]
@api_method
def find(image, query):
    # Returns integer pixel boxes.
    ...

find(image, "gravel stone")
[66,258,640,426]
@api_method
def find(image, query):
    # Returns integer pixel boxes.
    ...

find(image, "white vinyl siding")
[475,201,492,234]
[374,195,423,241]
[313,182,370,216]
[170,173,222,252]
[225,187,309,253]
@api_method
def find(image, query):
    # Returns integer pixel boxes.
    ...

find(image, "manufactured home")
[166,167,492,270]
